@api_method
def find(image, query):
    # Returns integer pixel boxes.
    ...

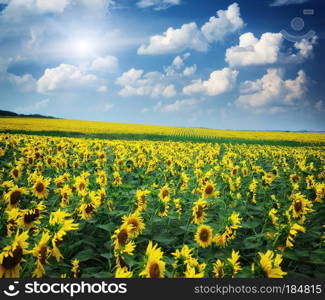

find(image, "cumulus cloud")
[235,68,307,112]
[2,0,72,19]
[137,23,208,55]
[16,98,50,114]
[136,0,181,10]
[89,56,119,73]
[154,98,203,113]
[183,65,197,76]
[37,64,100,93]
[8,73,37,92]
[269,0,310,6]
[201,2,244,43]
[116,68,177,98]
[138,2,244,55]
[1,0,114,19]
[183,68,238,96]
[225,32,283,67]
[225,32,317,67]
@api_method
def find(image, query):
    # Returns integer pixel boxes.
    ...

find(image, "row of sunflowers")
[0,133,324,278]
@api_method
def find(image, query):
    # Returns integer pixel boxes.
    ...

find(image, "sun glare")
[73,39,94,56]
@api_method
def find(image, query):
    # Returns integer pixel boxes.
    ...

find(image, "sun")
[73,39,94,56]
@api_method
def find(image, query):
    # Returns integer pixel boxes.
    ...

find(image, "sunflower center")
[39,245,47,264]
[85,204,94,214]
[10,191,21,205]
[162,189,169,198]
[2,246,23,269]
[294,201,302,213]
[24,209,40,224]
[36,182,45,193]
[205,185,213,195]
[199,229,209,242]
[117,229,128,245]
[149,262,161,278]
[79,183,85,190]
[196,205,203,219]
[13,169,19,178]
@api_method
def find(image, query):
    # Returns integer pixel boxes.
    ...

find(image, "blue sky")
[0,0,324,131]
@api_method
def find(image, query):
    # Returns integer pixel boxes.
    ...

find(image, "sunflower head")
[195,225,213,248]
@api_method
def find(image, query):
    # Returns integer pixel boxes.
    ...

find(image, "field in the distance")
[0,117,324,278]
[1,117,325,145]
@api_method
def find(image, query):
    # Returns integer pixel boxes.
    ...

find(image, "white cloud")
[270,0,310,6]
[225,32,283,67]
[183,68,238,96]
[16,98,50,114]
[155,98,203,113]
[172,56,184,70]
[138,3,244,55]
[236,68,307,112]
[201,2,244,43]
[137,23,208,55]
[183,65,197,76]
[37,64,100,93]
[2,0,72,19]
[116,68,177,98]
[162,84,177,98]
[97,85,108,93]
[225,32,317,67]
[136,0,181,10]
[314,100,325,113]
[89,56,119,73]
[8,73,37,92]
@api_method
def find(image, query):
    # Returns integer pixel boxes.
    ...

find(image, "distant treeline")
[0,110,57,119]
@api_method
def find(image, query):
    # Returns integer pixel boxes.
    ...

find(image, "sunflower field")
[0,132,324,278]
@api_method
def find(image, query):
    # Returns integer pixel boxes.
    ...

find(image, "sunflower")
[159,185,170,201]
[0,231,29,278]
[213,259,225,278]
[32,177,50,200]
[75,176,88,196]
[79,192,100,220]
[315,183,325,203]
[17,202,45,229]
[158,199,170,217]
[135,189,150,212]
[4,185,28,210]
[59,185,73,208]
[195,225,213,248]
[31,232,51,278]
[288,193,314,222]
[6,209,20,237]
[71,259,80,278]
[115,266,133,278]
[258,250,287,278]
[140,241,165,278]
[113,171,122,186]
[112,223,134,251]
[202,182,215,198]
[191,198,207,224]
[269,208,278,227]
[122,212,145,238]
[227,250,242,277]
[96,170,107,187]
[10,166,22,182]
[48,210,79,262]
[173,198,182,216]
[286,223,306,248]
[171,244,205,278]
